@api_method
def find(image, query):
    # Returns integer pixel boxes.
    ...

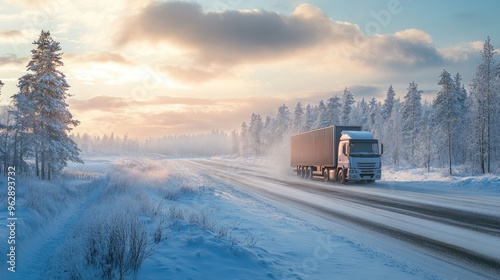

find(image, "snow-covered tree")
[303,104,316,132]
[470,37,499,173]
[453,72,468,164]
[12,31,82,179]
[420,101,434,171]
[0,80,6,172]
[326,96,341,126]
[248,113,264,155]
[292,102,304,133]
[230,129,239,154]
[385,98,403,165]
[274,104,291,142]
[382,85,396,120]
[341,87,355,125]
[433,69,459,174]
[401,81,423,165]
[350,98,368,129]
[239,121,248,156]
[314,100,329,129]
[368,97,378,130]
[261,116,274,152]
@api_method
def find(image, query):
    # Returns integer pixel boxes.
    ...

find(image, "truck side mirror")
[381,143,384,155]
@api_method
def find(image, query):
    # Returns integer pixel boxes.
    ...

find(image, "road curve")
[182,158,500,279]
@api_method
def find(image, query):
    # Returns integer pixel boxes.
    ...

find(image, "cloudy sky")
[0,0,499,138]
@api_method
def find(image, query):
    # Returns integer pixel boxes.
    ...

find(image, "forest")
[1,35,499,178]
[234,37,500,175]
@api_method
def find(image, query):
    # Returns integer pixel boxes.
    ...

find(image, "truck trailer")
[290,126,382,183]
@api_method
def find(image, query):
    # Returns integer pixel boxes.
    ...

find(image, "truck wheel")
[306,168,312,180]
[338,169,347,184]
[301,167,306,178]
[323,169,330,182]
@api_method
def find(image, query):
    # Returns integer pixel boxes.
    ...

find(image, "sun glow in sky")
[1,0,499,138]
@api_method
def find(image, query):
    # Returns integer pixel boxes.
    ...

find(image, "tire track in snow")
[185,159,500,279]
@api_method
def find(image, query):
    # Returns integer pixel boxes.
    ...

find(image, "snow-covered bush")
[48,193,153,279]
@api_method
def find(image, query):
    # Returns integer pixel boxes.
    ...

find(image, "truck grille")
[357,162,376,177]
[358,162,376,170]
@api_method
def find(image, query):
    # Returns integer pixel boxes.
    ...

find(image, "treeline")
[235,37,500,175]
[71,129,230,157]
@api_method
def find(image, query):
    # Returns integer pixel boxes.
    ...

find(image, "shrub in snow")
[50,202,153,280]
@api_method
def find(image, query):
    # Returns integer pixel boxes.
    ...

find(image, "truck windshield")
[349,141,379,156]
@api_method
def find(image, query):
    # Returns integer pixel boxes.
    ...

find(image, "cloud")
[65,52,132,65]
[438,41,483,63]
[69,95,285,137]
[3,0,44,8]
[0,30,22,39]
[115,2,358,65]
[114,1,462,81]
[353,29,446,70]
[160,65,226,83]
[69,95,131,112]
[0,54,27,67]
[0,29,36,44]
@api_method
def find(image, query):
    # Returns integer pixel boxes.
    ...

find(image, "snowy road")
[184,158,500,279]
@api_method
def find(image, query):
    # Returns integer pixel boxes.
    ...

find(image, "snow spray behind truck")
[291,126,383,184]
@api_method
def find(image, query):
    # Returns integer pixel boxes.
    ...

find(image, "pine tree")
[326,96,341,126]
[303,104,315,132]
[230,129,239,154]
[11,31,82,179]
[262,116,273,151]
[350,98,368,129]
[453,72,468,164]
[314,100,329,129]
[240,121,248,156]
[341,87,355,125]
[382,85,396,120]
[368,97,378,130]
[401,81,423,165]
[388,99,403,166]
[470,37,498,173]
[274,104,290,142]
[248,113,263,155]
[0,80,5,170]
[292,102,304,133]
[433,69,456,175]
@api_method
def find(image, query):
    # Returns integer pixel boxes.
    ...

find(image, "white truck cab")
[338,131,382,182]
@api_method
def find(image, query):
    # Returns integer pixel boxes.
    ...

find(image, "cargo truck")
[291,126,383,184]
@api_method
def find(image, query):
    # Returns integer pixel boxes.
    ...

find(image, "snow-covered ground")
[0,154,498,279]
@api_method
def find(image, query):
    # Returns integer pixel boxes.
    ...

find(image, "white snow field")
[0,154,499,280]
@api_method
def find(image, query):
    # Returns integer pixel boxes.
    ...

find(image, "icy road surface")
[184,158,500,279]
